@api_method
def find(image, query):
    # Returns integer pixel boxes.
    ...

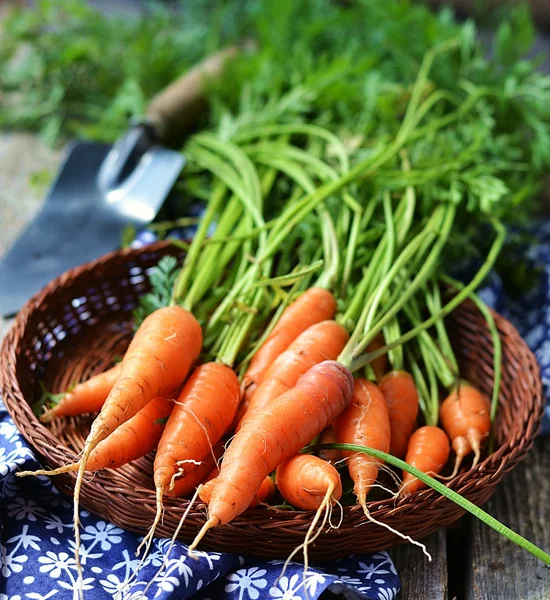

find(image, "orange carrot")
[401,426,450,496]
[334,379,391,509]
[241,287,337,404]
[41,364,122,423]
[138,362,240,558]
[236,320,349,430]
[366,333,387,382]
[276,454,342,511]
[440,382,491,476]
[66,305,202,579]
[318,426,342,464]
[190,360,353,550]
[379,370,419,459]
[154,362,240,494]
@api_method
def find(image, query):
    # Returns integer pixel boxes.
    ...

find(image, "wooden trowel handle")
[145,44,247,144]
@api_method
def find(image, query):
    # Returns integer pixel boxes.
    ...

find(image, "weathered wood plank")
[465,437,550,600]
[391,529,448,599]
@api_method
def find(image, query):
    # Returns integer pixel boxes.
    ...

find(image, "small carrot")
[236,320,349,430]
[190,359,354,550]
[40,364,122,423]
[366,333,387,382]
[317,426,342,464]
[241,287,337,404]
[334,379,391,510]
[276,454,342,511]
[401,426,450,496]
[378,370,419,459]
[440,381,491,477]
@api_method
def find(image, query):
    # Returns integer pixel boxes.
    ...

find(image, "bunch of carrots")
[20,35,550,595]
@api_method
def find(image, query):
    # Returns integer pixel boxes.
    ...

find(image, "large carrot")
[66,306,202,581]
[440,382,491,477]
[169,441,224,498]
[40,364,122,423]
[190,360,353,549]
[241,287,336,402]
[401,426,450,496]
[334,379,390,510]
[236,320,349,430]
[378,370,419,459]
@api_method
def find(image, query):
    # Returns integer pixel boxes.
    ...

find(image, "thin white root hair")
[17,463,79,477]
[329,498,344,530]
[73,439,98,600]
[188,511,220,557]
[360,500,431,561]
[142,486,202,596]
[367,483,400,498]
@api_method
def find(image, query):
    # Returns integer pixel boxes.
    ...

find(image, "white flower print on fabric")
[8,496,47,521]
[225,566,268,599]
[269,573,302,600]
[0,442,34,476]
[81,520,124,551]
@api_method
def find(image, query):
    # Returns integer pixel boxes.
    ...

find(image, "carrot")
[440,381,491,477]
[401,426,450,496]
[200,472,276,508]
[63,305,201,583]
[318,426,342,464]
[40,363,122,423]
[22,394,176,477]
[276,454,342,511]
[366,333,387,382]
[334,379,390,509]
[189,359,353,550]
[378,370,419,459]
[138,361,240,558]
[241,287,337,404]
[236,320,349,430]
[275,454,342,576]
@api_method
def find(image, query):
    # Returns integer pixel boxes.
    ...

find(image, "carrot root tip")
[188,515,220,556]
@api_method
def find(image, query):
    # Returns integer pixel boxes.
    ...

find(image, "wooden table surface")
[1,130,549,599]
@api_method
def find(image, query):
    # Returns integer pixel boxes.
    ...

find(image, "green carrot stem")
[307,443,550,566]
[383,317,403,372]
[425,279,459,375]
[406,349,430,419]
[350,220,506,372]
[353,203,456,358]
[340,208,363,297]
[172,182,227,308]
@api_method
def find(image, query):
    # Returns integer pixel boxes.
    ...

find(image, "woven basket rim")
[0,241,544,557]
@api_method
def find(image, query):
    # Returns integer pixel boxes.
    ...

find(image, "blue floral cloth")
[0,408,399,600]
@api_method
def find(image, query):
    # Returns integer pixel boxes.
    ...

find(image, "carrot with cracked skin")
[378,370,419,459]
[189,360,354,550]
[26,305,202,584]
[334,379,390,509]
[440,382,490,477]
[236,320,349,430]
[40,364,122,423]
[318,426,342,464]
[401,426,450,496]
[240,287,337,404]
[276,454,342,510]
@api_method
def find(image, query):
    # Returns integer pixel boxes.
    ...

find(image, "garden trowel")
[0,46,239,317]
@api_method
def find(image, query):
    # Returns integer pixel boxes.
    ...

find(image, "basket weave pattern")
[0,242,544,560]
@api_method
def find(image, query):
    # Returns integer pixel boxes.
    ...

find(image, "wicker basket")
[0,242,544,560]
